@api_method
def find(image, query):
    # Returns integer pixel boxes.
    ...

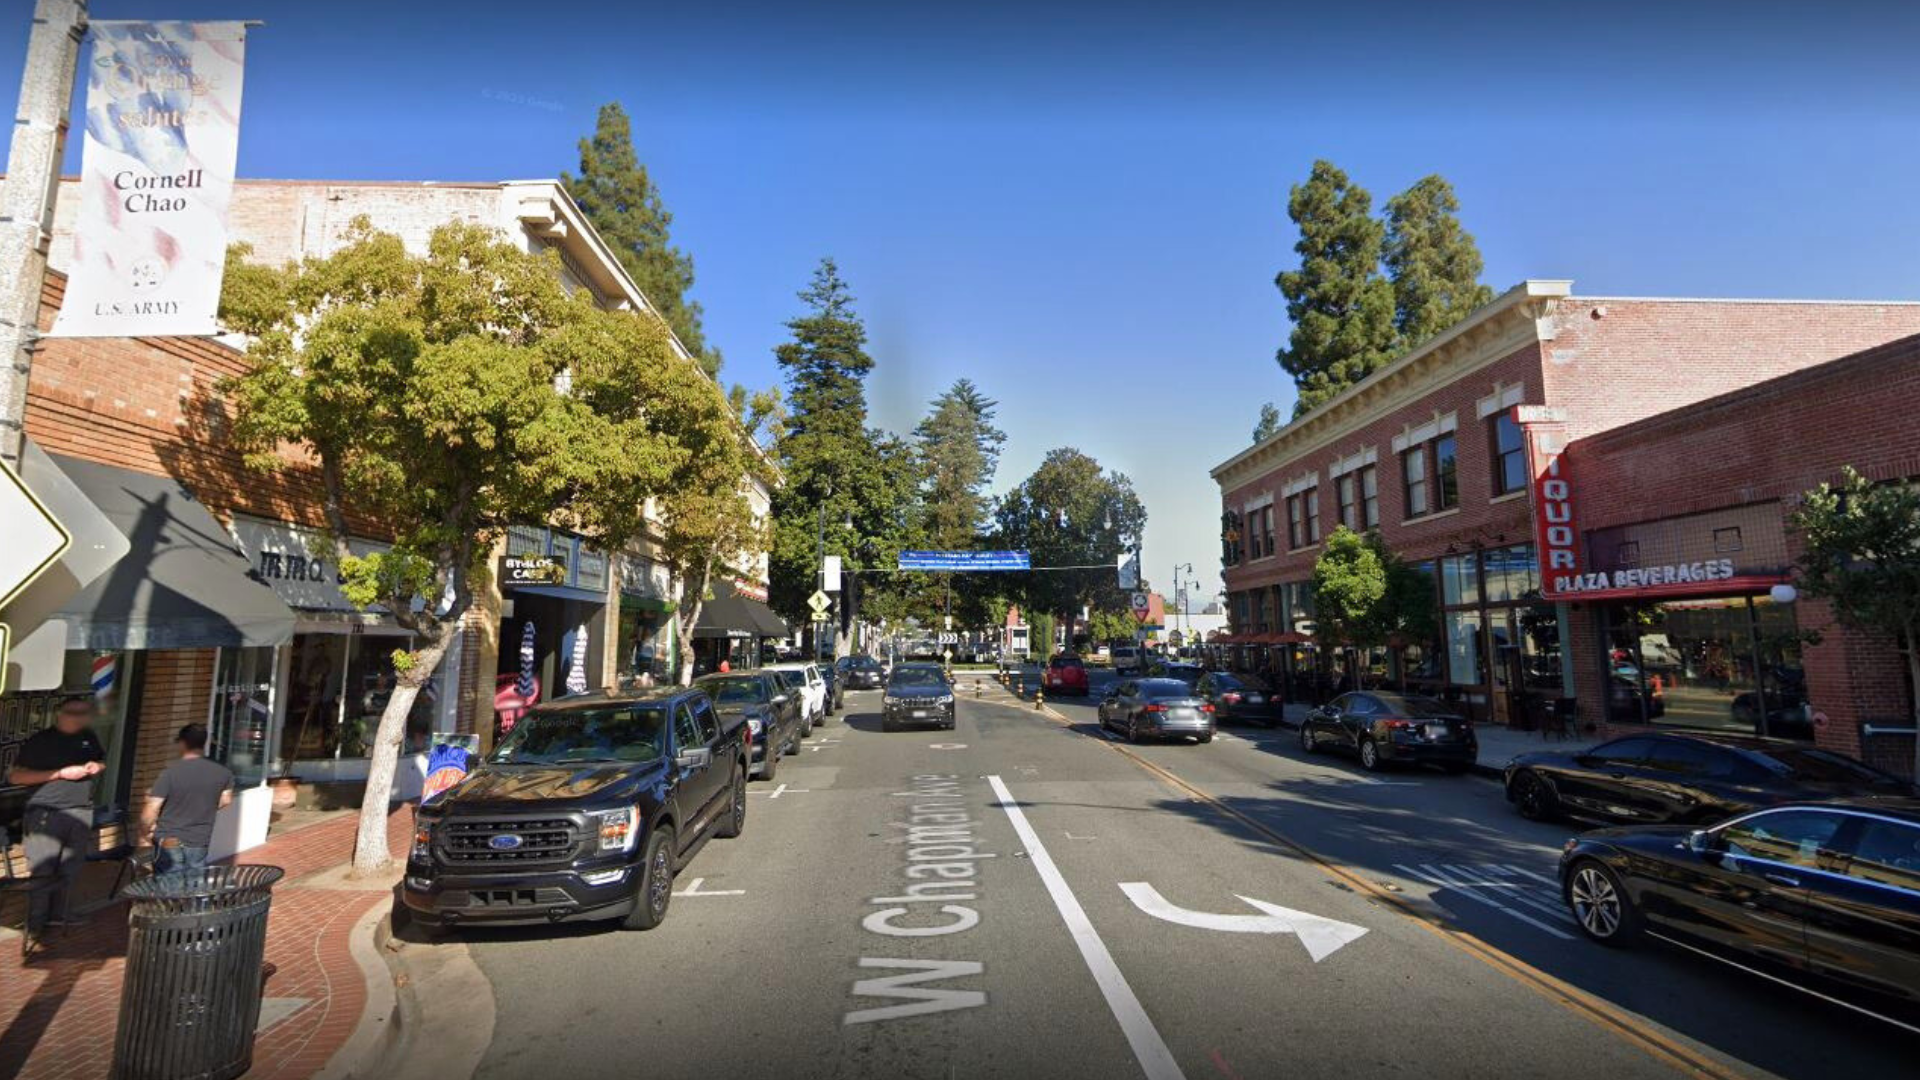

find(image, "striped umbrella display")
[566,624,589,695]
[517,621,536,699]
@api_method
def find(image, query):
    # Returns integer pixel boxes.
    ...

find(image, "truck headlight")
[411,824,435,861]
[596,807,639,853]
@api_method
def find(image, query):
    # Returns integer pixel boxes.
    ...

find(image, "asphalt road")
[453,671,1910,1080]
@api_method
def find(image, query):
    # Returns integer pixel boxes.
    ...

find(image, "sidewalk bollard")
[973,680,983,697]
[1034,685,1045,710]
[113,864,286,1080]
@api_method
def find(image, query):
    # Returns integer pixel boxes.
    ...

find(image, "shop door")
[211,646,276,784]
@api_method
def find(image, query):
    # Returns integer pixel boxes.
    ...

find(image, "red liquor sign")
[1516,406,1581,599]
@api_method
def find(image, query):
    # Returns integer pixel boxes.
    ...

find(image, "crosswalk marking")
[1393,862,1576,940]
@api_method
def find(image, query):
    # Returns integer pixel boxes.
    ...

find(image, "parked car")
[817,661,845,714]
[766,667,819,736]
[1196,672,1284,726]
[1505,732,1912,826]
[1044,654,1089,696]
[695,670,801,781]
[1559,798,1920,1031]
[881,664,958,732]
[835,654,886,691]
[1299,692,1476,773]
[1148,661,1206,688]
[1099,678,1216,744]
[1112,646,1144,675]
[401,686,749,933]
[766,662,828,727]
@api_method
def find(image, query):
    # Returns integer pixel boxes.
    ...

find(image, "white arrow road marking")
[1118,883,1370,962]
[988,775,1185,1080]
[672,877,745,897]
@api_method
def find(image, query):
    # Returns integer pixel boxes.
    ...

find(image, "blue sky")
[8,0,1920,605]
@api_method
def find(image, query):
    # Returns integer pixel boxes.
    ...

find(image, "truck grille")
[441,818,578,865]
[890,696,949,709]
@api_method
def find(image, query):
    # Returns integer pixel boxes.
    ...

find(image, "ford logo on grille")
[488,833,525,851]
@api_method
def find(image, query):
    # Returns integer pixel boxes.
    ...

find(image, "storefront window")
[1482,545,1538,603]
[279,632,438,766]
[210,647,275,785]
[1601,595,1804,739]
[1442,552,1479,606]
[1445,610,1483,687]
[1517,603,1563,694]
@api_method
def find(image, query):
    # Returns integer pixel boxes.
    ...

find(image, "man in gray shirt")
[7,697,106,935]
[140,724,233,878]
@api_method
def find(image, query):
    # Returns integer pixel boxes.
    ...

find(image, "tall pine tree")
[564,102,720,376]
[1385,175,1495,349]
[1275,160,1398,417]
[1251,402,1281,444]
[915,378,1006,550]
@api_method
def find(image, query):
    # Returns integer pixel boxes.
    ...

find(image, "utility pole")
[0,0,88,468]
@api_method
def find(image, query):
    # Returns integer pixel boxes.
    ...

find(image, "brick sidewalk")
[0,808,410,1080]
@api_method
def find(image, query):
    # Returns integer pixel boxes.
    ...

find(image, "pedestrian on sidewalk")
[139,723,233,879]
[5,697,106,934]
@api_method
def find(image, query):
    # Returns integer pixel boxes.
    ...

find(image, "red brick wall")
[1561,333,1920,770]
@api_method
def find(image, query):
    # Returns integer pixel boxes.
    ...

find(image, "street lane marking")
[929,742,968,749]
[1118,882,1368,961]
[750,784,809,798]
[672,877,746,897]
[987,775,1186,1080]
[1395,864,1575,940]
[1022,702,1748,1080]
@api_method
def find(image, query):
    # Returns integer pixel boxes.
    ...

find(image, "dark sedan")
[1098,678,1215,744]
[835,655,886,691]
[695,671,801,782]
[1505,732,1912,826]
[1196,672,1283,726]
[1298,691,1476,772]
[1147,661,1207,689]
[1560,799,1920,1032]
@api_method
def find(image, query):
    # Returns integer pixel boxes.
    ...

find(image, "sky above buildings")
[7,0,1919,603]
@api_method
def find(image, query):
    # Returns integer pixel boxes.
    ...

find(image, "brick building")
[1209,281,1920,766]
[2,176,776,860]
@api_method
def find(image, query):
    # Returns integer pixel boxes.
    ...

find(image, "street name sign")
[897,550,1031,572]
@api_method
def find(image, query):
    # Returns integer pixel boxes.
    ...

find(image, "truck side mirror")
[676,747,713,771]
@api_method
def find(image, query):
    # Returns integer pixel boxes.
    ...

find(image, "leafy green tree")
[1384,175,1495,349]
[995,448,1147,642]
[1275,160,1398,417]
[1252,402,1281,444]
[1791,467,1920,776]
[1311,526,1388,650]
[564,102,719,376]
[220,220,686,872]
[1088,609,1140,645]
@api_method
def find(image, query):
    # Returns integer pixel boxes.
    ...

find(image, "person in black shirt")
[7,697,106,935]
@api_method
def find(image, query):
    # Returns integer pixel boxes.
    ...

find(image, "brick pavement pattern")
[0,809,409,1080]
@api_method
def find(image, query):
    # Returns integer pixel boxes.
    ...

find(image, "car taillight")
[1199,703,1215,714]
[1382,718,1413,730]
[1143,704,1167,713]
[1222,693,1242,704]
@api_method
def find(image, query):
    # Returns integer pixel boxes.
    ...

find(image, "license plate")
[1169,709,1195,720]
[912,710,928,719]
[1244,694,1263,703]
[1425,723,1454,739]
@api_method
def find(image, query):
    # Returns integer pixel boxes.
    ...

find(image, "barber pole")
[90,652,116,699]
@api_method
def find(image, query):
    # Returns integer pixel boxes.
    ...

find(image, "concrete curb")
[365,906,498,1080]
[313,900,400,1080]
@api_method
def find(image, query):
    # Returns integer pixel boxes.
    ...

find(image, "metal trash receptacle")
[111,864,286,1080]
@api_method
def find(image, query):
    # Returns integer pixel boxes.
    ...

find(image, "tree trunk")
[351,628,454,876]
[1905,625,1920,783]
[676,600,703,686]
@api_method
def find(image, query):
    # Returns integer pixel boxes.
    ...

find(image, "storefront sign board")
[500,554,568,590]
[1518,406,1583,600]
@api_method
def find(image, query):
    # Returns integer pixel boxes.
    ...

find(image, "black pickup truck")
[401,686,749,932]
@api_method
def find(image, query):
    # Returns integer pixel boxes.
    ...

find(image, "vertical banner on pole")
[52,21,248,338]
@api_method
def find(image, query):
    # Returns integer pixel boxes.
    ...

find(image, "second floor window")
[1286,495,1304,549]
[1435,435,1458,510]
[1361,465,1379,528]
[1403,447,1428,517]
[1403,437,1458,518]
[1492,413,1526,495]
[1336,474,1357,530]
[1304,486,1320,544]
[1259,505,1275,557]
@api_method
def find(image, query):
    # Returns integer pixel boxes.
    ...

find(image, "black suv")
[881,665,956,732]
[401,687,749,933]
[836,654,885,691]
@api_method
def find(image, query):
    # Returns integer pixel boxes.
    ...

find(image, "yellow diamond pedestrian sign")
[807,590,831,616]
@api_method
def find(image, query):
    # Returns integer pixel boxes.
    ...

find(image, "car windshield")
[488,705,668,765]
[774,670,805,689]
[889,673,947,693]
[697,676,768,705]
[1371,694,1461,718]
[1140,680,1192,699]
[1051,657,1083,669]
[1220,674,1267,691]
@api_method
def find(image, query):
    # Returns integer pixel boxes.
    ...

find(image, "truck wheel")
[716,766,747,839]
[759,744,779,782]
[623,827,674,931]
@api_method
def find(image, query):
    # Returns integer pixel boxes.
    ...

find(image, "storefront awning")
[691,580,785,640]
[39,456,297,651]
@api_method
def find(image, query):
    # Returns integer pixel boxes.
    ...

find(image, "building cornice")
[1211,280,1571,491]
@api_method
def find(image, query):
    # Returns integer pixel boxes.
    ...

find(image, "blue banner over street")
[897,550,1030,572]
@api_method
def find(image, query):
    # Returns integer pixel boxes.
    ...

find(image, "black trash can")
[111,864,286,1080]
